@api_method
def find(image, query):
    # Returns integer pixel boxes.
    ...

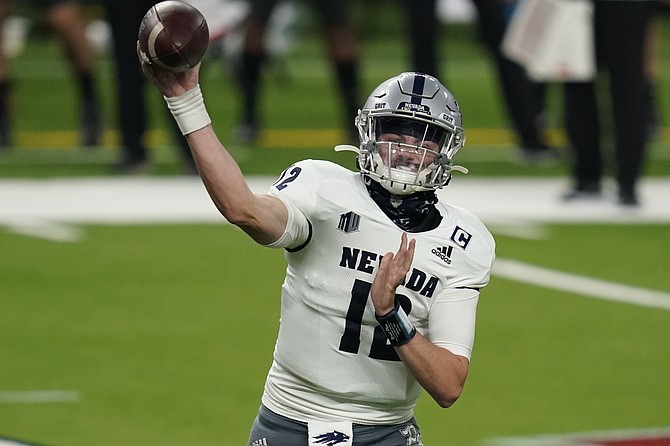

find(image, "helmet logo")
[440,113,455,124]
[398,102,431,114]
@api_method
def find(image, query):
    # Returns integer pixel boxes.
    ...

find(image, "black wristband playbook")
[375,302,417,346]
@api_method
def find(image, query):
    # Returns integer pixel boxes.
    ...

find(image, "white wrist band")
[164,85,211,135]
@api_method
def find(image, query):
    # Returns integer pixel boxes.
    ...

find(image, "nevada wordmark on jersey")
[263,159,495,424]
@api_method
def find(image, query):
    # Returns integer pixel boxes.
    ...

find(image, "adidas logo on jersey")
[251,438,268,446]
[432,245,453,264]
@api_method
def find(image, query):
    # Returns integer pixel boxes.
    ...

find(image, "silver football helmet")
[352,72,467,195]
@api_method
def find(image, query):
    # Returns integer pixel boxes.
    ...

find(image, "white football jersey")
[262,159,495,425]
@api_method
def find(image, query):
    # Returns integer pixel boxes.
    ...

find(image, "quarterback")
[140,47,495,446]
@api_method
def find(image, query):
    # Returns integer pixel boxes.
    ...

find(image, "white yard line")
[0,390,81,404]
[0,439,39,446]
[3,216,82,242]
[494,258,670,311]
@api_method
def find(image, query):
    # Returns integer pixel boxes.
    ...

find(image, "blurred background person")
[0,0,102,149]
[404,0,558,164]
[643,0,670,140]
[235,0,361,144]
[104,0,196,174]
[562,0,654,206]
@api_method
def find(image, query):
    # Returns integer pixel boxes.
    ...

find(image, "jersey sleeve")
[264,160,322,249]
[428,287,479,360]
[429,206,495,360]
[263,196,311,250]
[267,160,321,217]
[445,206,496,290]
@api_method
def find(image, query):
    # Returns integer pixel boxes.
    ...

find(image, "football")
[138,1,209,73]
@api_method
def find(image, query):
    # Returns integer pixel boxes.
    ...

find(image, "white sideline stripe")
[1,178,670,229]
[487,426,670,445]
[494,258,670,311]
[0,390,81,404]
[1,177,670,241]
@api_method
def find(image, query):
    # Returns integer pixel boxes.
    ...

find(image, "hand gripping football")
[138,1,209,73]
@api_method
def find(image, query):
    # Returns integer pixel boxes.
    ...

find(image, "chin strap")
[436,153,469,175]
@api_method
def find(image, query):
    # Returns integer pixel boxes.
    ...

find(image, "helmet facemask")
[334,73,468,195]
[356,111,465,195]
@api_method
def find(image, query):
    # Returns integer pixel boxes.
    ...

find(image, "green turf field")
[1,223,669,445]
[1,6,670,446]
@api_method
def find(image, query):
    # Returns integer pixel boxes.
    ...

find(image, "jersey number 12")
[338,279,412,362]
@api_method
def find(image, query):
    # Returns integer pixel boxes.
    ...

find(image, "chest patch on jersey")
[450,225,472,250]
[338,212,360,233]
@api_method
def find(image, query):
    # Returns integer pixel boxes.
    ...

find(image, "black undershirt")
[365,179,442,233]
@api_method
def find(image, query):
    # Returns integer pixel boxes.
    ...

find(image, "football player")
[139,48,495,445]
[0,0,102,148]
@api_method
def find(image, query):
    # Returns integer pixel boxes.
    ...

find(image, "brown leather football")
[138,1,209,73]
